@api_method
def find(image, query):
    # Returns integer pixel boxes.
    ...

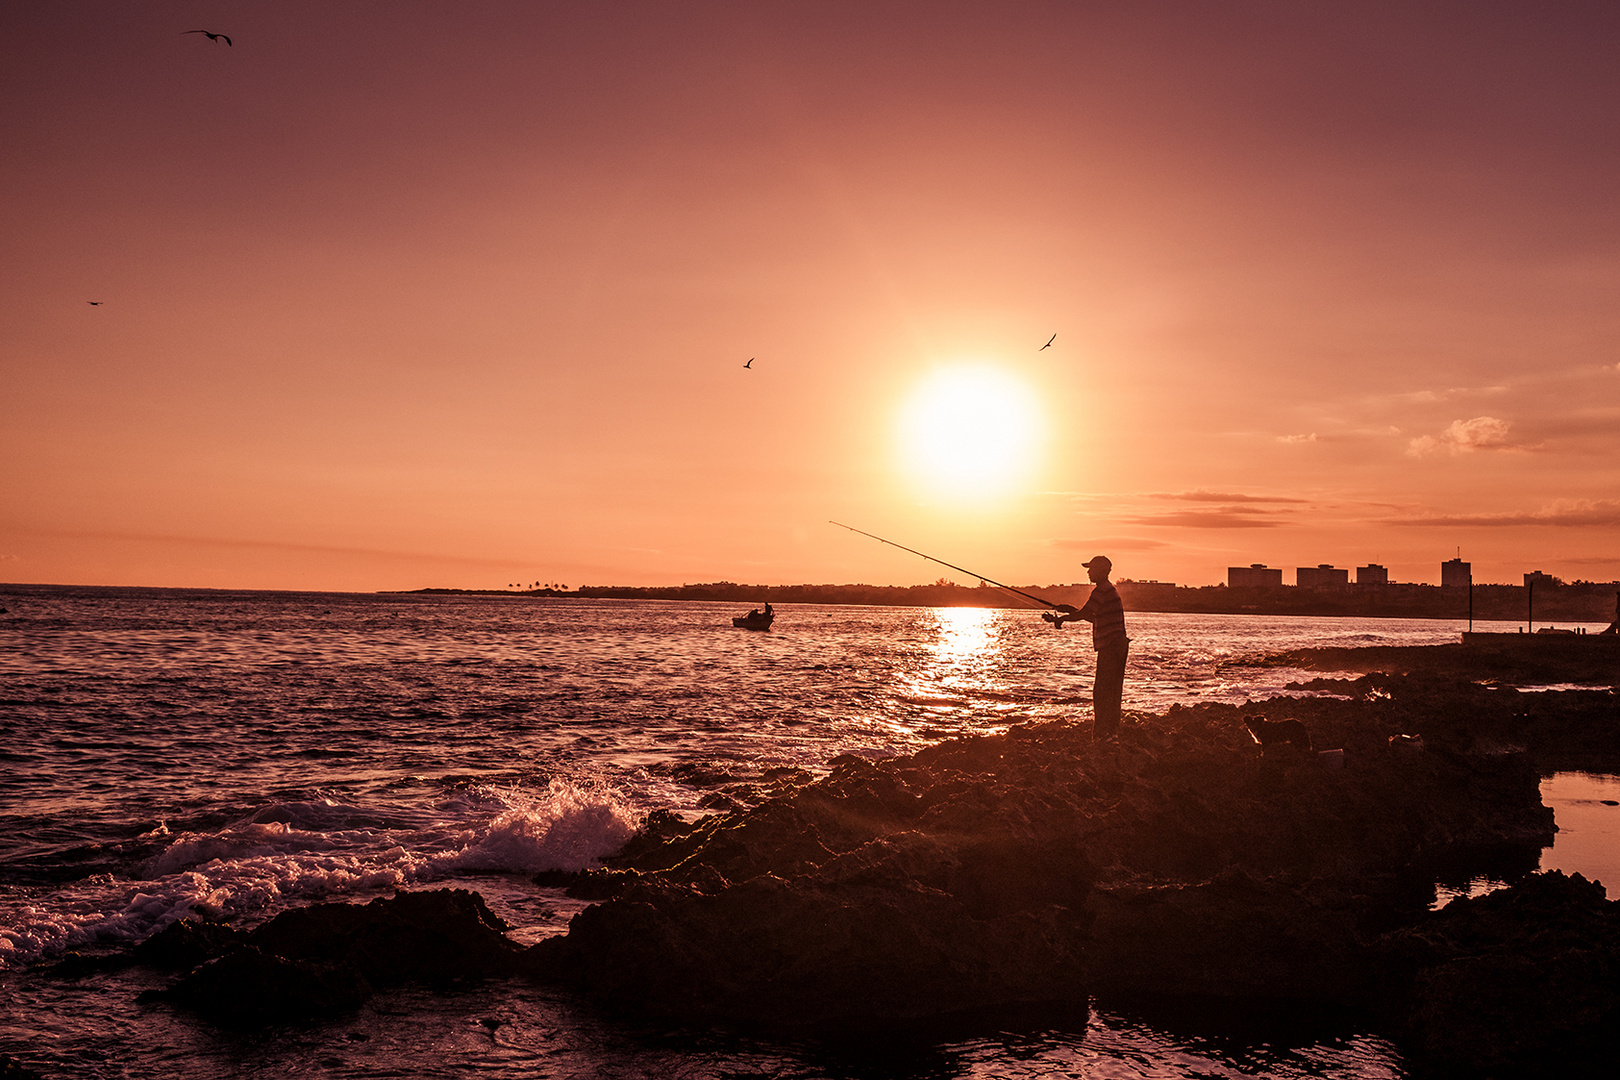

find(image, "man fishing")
[1053,555,1128,741]
[828,523,1129,737]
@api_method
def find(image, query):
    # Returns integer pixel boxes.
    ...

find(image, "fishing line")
[828,520,1064,613]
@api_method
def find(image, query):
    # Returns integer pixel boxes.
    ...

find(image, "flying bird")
[87,301,103,305]
[1039,333,1056,350]
[182,30,232,46]
[743,358,754,368]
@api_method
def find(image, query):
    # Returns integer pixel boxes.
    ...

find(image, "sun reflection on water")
[931,606,999,665]
[888,608,1016,737]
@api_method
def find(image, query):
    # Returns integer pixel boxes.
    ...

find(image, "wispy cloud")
[1388,499,1620,527]
[1126,510,1287,529]
[1149,490,1309,504]
[1053,537,1173,552]
[1276,432,1317,444]
[1560,555,1620,570]
[9,527,530,568]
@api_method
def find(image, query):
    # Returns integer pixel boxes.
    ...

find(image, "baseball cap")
[1082,555,1111,571]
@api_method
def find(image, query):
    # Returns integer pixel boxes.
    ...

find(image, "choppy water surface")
[0,585,1573,1077]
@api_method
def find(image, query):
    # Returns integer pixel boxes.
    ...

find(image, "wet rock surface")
[137,889,524,1025]
[1377,870,1620,1077]
[1258,640,1619,695]
[527,677,1594,1030]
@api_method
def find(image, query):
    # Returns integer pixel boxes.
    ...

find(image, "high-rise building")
[1356,564,1389,585]
[1228,564,1283,588]
[1297,564,1349,589]
[1441,558,1471,588]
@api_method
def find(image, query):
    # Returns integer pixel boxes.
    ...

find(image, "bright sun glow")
[897,365,1044,499]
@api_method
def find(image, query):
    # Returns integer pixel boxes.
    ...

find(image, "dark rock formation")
[245,888,523,987]
[1378,871,1620,1077]
[534,869,1087,1025]
[526,682,1571,1027]
[1258,642,1618,698]
[153,945,374,1025]
[131,917,244,970]
[139,889,525,1025]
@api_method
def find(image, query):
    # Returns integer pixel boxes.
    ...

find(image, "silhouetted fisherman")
[182,30,232,45]
[1054,555,1128,740]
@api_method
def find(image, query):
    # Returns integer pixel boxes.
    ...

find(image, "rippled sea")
[0,585,1592,1078]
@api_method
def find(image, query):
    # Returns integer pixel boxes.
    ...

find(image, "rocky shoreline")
[53,657,1620,1077]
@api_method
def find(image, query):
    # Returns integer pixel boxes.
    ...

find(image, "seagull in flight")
[87,300,103,305]
[1039,333,1056,350]
[743,358,754,368]
[182,30,232,46]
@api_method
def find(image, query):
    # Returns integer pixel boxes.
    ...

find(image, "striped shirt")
[1078,580,1128,651]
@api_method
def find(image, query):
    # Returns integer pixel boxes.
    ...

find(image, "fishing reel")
[1042,610,1071,629]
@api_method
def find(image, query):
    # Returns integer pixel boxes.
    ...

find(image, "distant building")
[1356,564,1389,586]
[1296,564,1349,589]
[1228,564,1283,588]
[1441,558,1471,588]
[1524,570,1559,588]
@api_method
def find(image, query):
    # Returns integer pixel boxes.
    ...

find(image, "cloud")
[1149,490,1308,504]
[1388,499,1620,527]
[1125,510,1286,529]
[1128,492,1302,528]
[1276,432,1317,444]
[1053,537,1172,552]
[1562,555,1620,569]
[1406,416,1517,456]
[10,527,529,568]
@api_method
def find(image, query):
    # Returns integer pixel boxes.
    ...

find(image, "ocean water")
[0,586,1599,1078]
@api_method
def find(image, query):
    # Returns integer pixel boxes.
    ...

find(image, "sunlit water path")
[0,585,1610,1078]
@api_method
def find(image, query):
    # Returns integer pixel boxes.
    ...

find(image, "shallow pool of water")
[1539,771,1620,897]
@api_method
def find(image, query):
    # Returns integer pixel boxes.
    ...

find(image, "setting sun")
[896,365,1044,500]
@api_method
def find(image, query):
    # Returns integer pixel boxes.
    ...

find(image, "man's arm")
[1045,603,1083,628]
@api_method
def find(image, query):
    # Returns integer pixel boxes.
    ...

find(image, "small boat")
[733,605,774,630]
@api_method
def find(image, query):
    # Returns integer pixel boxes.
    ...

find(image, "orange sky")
[4,2,1618,591]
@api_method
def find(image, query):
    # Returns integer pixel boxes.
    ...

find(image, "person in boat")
[763,603,773,618]
[1053,555,1129,741]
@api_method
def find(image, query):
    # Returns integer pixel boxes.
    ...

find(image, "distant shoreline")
[392,580,1620,624]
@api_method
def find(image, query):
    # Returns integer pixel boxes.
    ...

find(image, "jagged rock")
[144,945,373,1025]
[140,889,526,1024]
[1378,871,1620,1077]
[1085,870,1375,1003]
[247,888,523,987]
[528,682,1580,1028]
[131,918,244,970]
[526,871,1088,1025]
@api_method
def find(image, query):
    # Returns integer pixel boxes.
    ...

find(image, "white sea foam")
[0,848,421,969]
[431,780,639,874]
[0,780,638,969]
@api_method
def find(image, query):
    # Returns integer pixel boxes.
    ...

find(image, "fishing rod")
[828,520,1072,622]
